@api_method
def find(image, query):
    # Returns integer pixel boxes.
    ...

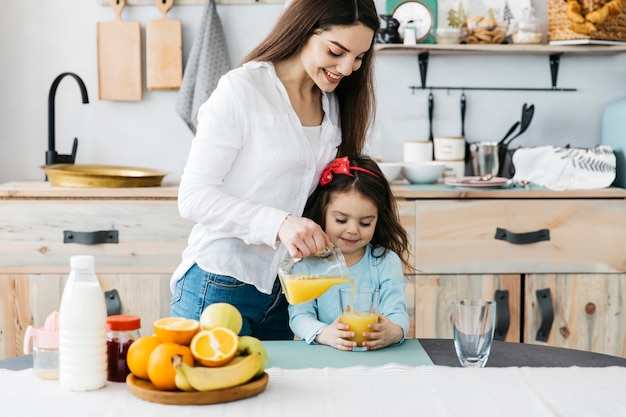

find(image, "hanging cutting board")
[146,0,183,91]
[97,0,142,101]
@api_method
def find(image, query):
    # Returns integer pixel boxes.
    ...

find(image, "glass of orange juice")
[339,287,380,351]
[278,248,353,305]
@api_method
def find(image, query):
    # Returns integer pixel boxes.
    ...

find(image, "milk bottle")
[58,255,107,391]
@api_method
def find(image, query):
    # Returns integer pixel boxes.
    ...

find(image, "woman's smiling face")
[299,23,374,92]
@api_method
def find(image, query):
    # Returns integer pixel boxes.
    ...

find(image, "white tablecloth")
[2,365,626,417]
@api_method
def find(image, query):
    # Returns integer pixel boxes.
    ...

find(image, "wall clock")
[386,0,438,44]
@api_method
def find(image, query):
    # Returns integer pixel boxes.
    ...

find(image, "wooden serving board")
[126,373,269,405]
[97,0,142,101]
[146,0,183,91]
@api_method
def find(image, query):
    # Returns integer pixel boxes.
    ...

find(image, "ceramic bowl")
[378,162,403,182]
[402,162,446,184]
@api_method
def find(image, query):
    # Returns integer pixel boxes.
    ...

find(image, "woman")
[171,0,380,340]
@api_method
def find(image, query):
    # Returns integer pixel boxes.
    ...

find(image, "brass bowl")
[41,164,168,188]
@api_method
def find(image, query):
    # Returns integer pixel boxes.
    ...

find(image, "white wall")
[1,1,626,183]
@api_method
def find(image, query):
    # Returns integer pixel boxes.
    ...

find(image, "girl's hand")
[361,314,403,351]
[315,317,357,351]
[278,214,332,257]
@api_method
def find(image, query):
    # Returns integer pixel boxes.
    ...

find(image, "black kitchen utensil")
[498,121,520,146]
[428,91,434,142]
[504,103,535,147]
[461,92,471,164]
[460,92,466,137]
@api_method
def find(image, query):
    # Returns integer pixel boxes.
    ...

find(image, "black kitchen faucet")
[46,72,89,171]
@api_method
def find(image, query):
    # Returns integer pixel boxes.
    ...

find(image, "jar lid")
[106,315,141,331]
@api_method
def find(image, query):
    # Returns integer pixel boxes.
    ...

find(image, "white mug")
[404,141,433,163]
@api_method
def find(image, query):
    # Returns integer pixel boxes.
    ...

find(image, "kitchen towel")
[175,0,231,134]
[512,145,616,190]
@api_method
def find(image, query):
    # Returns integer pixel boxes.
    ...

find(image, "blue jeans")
[170,264,293,340]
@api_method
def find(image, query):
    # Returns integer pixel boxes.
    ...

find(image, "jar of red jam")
[106,315,141,382]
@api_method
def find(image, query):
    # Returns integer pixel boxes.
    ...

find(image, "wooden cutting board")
[146,0,183,91]
[97,0,142,101]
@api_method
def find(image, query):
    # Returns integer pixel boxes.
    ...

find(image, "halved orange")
[190,327,238,367]
[153,317,200,345]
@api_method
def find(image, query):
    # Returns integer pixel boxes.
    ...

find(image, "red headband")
[319,157,380,186]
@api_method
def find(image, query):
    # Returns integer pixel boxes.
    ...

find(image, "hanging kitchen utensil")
[504,103,535,147]
[147,0,183,91]
[498,121,520,146]
[97,0,142,101]
[428,91,434,142]
[461,92,471,164]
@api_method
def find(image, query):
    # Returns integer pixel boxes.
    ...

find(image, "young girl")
[289,156,412,351]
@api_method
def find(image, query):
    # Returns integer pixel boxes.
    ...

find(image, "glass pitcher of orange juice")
[278,248,353,304]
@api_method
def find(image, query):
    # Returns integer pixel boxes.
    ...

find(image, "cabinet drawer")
[414,199,626,274]
[0,200,193,272]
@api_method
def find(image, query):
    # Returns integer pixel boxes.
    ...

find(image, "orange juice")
[341,311,378,346]
[280,275,352,304]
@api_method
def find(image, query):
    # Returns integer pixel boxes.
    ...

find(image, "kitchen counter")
[3,180,626,200]
[0,181,179,199]
[390,183,626,199]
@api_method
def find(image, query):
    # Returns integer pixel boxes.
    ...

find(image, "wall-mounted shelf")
[375,43,626,93]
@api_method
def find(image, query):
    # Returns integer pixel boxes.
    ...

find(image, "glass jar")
[461,0,508,45]
[511,7,542,44]
[106,315,141,382]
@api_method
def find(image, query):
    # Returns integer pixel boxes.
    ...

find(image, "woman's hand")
[361,314,403,351]
[278,214,332,257]
[314,317,357,351]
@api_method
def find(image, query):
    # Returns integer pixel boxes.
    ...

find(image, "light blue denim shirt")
[288,245,409,344]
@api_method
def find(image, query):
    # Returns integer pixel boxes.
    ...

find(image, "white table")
[2,340,626,416]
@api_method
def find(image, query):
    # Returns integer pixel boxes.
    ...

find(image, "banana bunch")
[172,353,263,392]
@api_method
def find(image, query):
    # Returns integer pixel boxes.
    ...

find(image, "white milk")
[58,256,107,391]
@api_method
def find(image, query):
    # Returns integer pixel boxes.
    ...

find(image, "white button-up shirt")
[171,61,341,294]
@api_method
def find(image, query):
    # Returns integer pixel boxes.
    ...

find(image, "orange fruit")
[147,342,194,391]
[190,327,238,367]
[153,317,200,345]
[126,335,161,380]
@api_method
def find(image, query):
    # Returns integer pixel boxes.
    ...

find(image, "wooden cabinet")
[395,185,626,356]
[0,182,193,360]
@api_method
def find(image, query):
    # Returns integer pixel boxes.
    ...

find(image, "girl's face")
[299,23,374,93]
[324,189,378,265]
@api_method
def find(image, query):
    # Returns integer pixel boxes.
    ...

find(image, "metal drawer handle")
[63,230,119,245]
[494,227,550,245]
[536,288,554,342]
[494,289,510,341]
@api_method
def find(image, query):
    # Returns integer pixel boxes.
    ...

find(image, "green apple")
[200,302,243,335]
[237,335,268,378]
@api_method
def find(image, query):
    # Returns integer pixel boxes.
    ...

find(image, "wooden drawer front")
[415,199,626,274]
[412,274,520,342]
[0,201,193,271]
[397,200,416,273]
[0,273,172,359]
[524,273,626,357]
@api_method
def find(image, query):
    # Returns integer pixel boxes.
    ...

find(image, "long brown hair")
[303,156,413,272]
[242,0,379,157]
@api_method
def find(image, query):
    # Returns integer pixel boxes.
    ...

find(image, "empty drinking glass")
[452,299,496,368]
